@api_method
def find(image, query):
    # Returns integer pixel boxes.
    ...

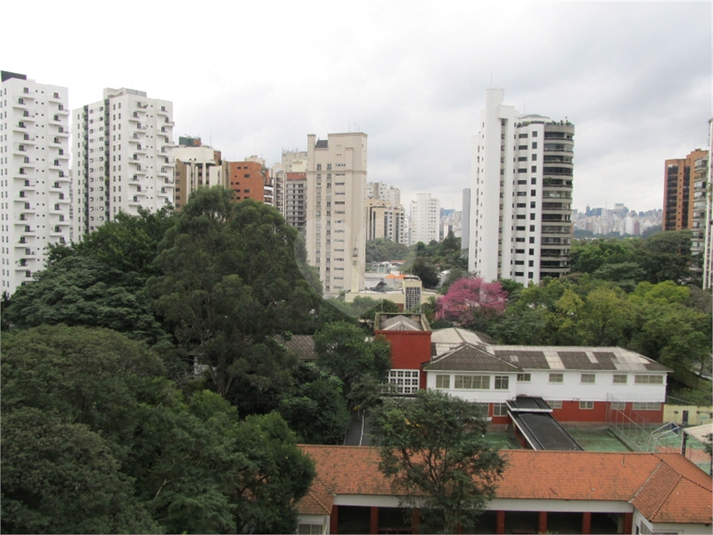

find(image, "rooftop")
[298,446,712,525]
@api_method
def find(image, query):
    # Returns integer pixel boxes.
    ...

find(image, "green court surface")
[563,426,632,452]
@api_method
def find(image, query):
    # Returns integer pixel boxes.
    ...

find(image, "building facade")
[366,181,401,207]
[365,198,407,244]
[409,192,440,245]
[703,120,713,290]
[1,72,71,295]
[305,133,367,295]
[469,89,574,285]
[72,88,174,235]
[226,160,268,203]
[173,139,223,210]
[663,149,708,233]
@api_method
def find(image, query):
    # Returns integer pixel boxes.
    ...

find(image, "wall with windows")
[426,371,517,404]
[507,370,666,403]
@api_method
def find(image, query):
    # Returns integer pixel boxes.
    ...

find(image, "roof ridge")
[309,476,336,514]
[654,453,713,492]
[644,460,683,522]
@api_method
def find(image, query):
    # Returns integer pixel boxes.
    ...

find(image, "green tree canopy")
[1,324,316,534]
[314,321,391,409]
[373,390,506,534]
[148,187,322,397]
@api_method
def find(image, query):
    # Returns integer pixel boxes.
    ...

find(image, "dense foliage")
[374,390,506,534]
[1,325,315,534]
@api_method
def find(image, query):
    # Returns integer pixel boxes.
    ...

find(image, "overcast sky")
[4,1,710,213]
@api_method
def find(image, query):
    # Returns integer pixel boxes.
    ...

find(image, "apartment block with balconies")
[305,133,367,295]
[0,72,71,295]
[469,89,574,285]
[72,88,175,235]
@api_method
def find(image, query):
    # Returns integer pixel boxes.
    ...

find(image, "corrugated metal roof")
[490,346,670,373]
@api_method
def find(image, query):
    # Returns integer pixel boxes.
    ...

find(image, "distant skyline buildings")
[409,192,440,245]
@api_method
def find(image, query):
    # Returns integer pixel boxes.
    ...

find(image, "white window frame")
[581,373,595,384]
[517,373,531,382]
[548,400,562,409]
[454,375,490,390]
[494,375,509,390]
[579,401,594,410]
[634,375,664,385]
[632,402,661,411]
[493,403,508,417]
[549,373,564,383]
[435,374,450,389]
[388,369,420,394]
[610,401,626,411]
[612,374,627,384]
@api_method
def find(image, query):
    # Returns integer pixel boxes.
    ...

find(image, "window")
[613,374,627,384]
[494,376,509,389]
[548,400,562,409]
[610,402,626,411]
[634,375,664,385]
[454,375,490,389]
[493,403,508,417]
[579,401,594,410]
[388,369,420,394]
[435,375,450,389]
[632,402,661,411]
[517,373,531,382]
[581,374,595,384]
[549,373,563,383]
[298,524,324,535]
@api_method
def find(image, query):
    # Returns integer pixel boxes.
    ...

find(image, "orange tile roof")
[296,475,334,515]
[298,446,712,525]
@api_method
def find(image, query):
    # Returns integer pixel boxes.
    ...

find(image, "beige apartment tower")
[305,133,367,295]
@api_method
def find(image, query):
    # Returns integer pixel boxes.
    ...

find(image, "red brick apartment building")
[227,161,268,203]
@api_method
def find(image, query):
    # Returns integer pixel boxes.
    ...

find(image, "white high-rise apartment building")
[306,133,367,295]
[469,89,574,285]
[1,72,71,295]
[702,118,713,290]
[73,88,174,236]
[410,193,440,245]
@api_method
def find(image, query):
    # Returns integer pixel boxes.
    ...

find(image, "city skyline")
[3,1,710,213]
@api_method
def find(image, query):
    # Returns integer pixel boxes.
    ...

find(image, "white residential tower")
[72,88,174,235]
[1,72,71,295]
[469,89,574,285]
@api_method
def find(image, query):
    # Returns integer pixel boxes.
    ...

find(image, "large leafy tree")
[2,324,315,534]
[4,256,168,344]
[278,363,350,444]
[374,390,506,534]
[4,207,176,344]
[149,187,322,397]
[314,321,391,409]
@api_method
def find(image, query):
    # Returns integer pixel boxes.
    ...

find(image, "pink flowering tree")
[436,277,508,328]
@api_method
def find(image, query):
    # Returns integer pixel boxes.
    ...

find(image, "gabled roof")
[377,314,429,332]
[298,446,712,525]
[431,327,493,357]
[424,343,519,372]
[275,334,316,361]
[296,475,334,515]
[490,346,670,373]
